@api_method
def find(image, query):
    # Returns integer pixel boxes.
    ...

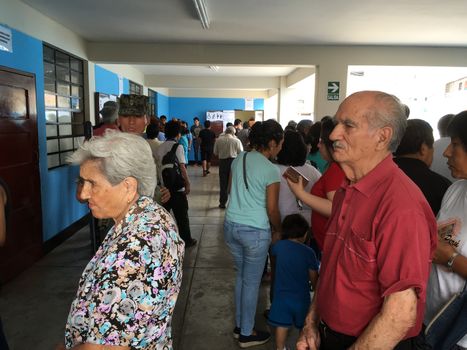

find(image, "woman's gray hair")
[68,130,156,196]
[366,92,408,152]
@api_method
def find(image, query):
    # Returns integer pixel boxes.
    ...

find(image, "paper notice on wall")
[245,98,254,111]
[0,25,13,53]
[206,111,223,121]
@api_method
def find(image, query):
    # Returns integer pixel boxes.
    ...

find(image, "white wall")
[0,0,87,58]
[98,64,145,86]
[87,42,467,119]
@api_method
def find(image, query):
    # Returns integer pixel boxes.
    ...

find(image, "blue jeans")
[224,219,271,336]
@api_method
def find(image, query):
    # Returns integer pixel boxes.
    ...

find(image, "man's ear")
[419,142,430,156]
[376,126,393,151]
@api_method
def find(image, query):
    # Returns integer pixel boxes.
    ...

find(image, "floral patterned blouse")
[65,196,185,349]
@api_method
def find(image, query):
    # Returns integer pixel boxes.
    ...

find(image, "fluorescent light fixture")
[209,65,219,72]
[193,0,210,29]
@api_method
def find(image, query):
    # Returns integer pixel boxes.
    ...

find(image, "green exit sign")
[327,81,340,101]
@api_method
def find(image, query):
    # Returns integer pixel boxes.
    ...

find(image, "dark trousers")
[193,139,200,164]
[163,191,192,243]
[318,321,417,350]
[0,317,9,350]
[219,158,234,206]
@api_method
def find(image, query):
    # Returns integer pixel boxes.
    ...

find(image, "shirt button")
[342,215,345,220]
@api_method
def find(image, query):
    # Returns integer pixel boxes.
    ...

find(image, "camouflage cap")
[118,94,148,116]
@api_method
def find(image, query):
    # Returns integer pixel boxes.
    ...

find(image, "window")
[148,89,157,117]
[43,44,86,169]
[129,80,143,95]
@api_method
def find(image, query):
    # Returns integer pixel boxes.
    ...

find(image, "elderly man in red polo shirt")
[297,91,437,350]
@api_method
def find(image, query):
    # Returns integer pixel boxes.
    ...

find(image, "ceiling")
[19,0,467,78]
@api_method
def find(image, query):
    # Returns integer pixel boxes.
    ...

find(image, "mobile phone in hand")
[283,166,310,187]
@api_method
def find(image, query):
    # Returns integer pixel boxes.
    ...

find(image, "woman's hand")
[286,175,304,196]
[160,187,171,204]
[433,238,456,266]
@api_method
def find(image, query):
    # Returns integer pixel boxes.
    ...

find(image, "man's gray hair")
[366,92,408,152]
[68,130,156,196]
[225,126,236,135]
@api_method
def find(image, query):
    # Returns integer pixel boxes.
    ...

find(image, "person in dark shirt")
[198,120,216,176]
[394,118,451,215]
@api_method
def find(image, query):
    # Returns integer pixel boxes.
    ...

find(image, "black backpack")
[161,143,186,192]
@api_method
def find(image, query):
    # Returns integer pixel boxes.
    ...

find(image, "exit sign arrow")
[328,82,339,93]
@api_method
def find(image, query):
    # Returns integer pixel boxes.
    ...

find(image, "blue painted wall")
[94,65,130,95]
[156,92,169,117]
[169,97,264,161]
[0,25,88,242]
[95,65,120,95]
[169,97,264,124]
[254,99,264,110]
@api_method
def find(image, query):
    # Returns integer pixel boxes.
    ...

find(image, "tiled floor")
[0,166,299,350]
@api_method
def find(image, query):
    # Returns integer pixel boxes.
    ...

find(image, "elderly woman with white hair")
[60,131,184,350]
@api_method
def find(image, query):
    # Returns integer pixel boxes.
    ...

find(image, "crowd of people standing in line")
[1,91,466,350]
[218,93,467,350]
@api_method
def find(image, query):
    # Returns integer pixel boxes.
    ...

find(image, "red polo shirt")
[310,161,345,250]
[317,155,437,338]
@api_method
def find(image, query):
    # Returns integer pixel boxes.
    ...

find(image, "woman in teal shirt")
[224,119,284,348]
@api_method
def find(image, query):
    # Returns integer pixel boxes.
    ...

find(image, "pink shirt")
[310,162,345,250]
[317,155,437,338]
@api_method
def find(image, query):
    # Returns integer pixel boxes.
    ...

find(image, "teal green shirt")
[307,151,329,174]
[226,151,280,229]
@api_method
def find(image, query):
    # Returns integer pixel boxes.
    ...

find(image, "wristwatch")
[447,252,459,271]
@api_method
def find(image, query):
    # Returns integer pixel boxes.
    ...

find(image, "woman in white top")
[276,130,321,226]
[425,110,467,349]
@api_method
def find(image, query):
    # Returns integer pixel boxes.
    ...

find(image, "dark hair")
[287,120,297,130]
[320,116,335,158]
[226,122,233,128]
[438,114,455,137]
[243,121,249,129]
[277,130,307,166]
[193,117,199,121]
[164,120,181,139]
[394,119,434,156]
[160,115,167,121]
[281,214,309,240]
[447,111,467,151]
[234,119,242,126]
[297,119,313,136]
[308,121,322,153]
[204,120,211,128]
[146,123,160,139]
[248,119,284,151]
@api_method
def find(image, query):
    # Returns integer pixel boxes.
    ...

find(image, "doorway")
[0,66,43,283]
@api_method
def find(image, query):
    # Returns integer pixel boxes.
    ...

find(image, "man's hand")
[160,187,171,204]
[184,182,191,195]
[296,322,320,350]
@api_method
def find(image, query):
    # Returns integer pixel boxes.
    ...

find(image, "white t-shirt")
[277,164,321,226]
[425,179,467,347]
[154,140,186,190]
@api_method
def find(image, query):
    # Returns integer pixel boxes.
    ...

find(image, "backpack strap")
[170,142,180,154]
[243,152,249,191]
